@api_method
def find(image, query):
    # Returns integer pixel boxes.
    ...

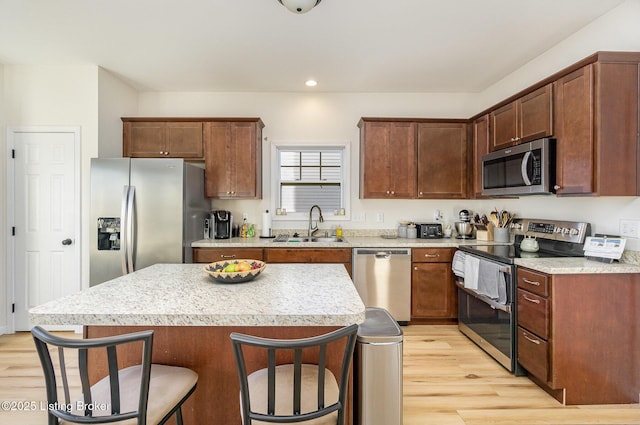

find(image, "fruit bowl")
[203,259,266,284]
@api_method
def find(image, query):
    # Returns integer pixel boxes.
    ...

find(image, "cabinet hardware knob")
[390,191,395,195]
[522,332,541,345]
[414,266,418,270]
[419,192,423,195]
[522,278,540,286]
[522,294,540,304]
[554,185,561,190]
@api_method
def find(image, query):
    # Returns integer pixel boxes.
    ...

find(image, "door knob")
[62,238,73,245]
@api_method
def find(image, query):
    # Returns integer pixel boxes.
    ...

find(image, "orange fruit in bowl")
[237,261,251,272]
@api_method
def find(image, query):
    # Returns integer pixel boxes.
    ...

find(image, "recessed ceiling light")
[305,79,318,87]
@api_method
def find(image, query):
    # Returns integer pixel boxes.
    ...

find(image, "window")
[272,143,349,220]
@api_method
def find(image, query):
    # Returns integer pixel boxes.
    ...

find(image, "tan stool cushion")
[61,364,197,425]
[246,364,339,425]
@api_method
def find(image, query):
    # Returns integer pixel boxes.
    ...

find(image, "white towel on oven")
[452,251,466,277]
[463,255,479,290]
[477,260,501,300]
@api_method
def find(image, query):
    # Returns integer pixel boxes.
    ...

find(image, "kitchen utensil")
[520,236,539,252]
[488,212,500,227]
[454,222,474,238]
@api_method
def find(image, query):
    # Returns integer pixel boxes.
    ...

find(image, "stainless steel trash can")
[354,307,403,425]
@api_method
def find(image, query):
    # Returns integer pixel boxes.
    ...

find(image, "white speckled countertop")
[29,263,366,327]
[192,236,640,274]
[514,257,640,274]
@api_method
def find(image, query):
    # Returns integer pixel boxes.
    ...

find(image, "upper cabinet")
[203,119,264,199]
[122,119,204,159]
[471,114,490,198]
[358,119,416,199]
[554,56,640,196]
[490,84,553,151]
[416,122,468,199]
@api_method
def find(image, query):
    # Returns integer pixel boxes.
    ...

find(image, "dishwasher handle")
[355,248,411,256]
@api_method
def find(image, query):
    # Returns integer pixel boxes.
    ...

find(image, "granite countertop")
[29,263,366,327]
[192,236,640,274]
[192,235,506,249]
[514,257,640,274]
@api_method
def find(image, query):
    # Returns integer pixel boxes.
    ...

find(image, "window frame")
[270,140,350,222]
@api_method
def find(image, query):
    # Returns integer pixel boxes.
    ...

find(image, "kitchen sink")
[273,235,346,243]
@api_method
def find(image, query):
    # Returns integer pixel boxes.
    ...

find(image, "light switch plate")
[620,219,640,238]
[352,212,365,222]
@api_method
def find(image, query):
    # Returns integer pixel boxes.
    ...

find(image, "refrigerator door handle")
[120,186,130,276]
[126,186,136,274]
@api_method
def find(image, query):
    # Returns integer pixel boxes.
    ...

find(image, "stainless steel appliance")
[212,210,233,239]
[355,307,403,425]
[416,223,443,239]
[453,218,590,374]
[482,138,555,196]
[454,209,474,239]
[90,158,208,286]
[353,248,411,324]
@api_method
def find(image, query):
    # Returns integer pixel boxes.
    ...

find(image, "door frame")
[5,126,82,333]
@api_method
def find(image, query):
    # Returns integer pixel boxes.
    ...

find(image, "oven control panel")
[511,219,590,243]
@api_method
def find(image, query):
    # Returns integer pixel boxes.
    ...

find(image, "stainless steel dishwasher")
[352,248,411,324]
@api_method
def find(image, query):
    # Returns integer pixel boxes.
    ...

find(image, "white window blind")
[278,148,344,213]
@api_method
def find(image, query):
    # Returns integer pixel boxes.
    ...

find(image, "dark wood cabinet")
[204,119,264,199]
[358,119,416,199]
[411,248,456,321]
[490,84,553,151]
[193,247,264,263]
[264,248,352,277]
[516,267,640,405]
[122,119,204,158]
[554,57,640,196]
[471,114,490,198]
[416,122,468,199]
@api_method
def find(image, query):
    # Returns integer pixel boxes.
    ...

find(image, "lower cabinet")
[411,248,456,322]
[264,248,352,277]
[192,248,264,263]
[516,267,640,405]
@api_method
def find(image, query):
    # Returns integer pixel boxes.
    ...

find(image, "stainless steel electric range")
[453,218,591,375]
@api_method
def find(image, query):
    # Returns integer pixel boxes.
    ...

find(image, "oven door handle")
[455,280,511,313]
[521,151,533,186]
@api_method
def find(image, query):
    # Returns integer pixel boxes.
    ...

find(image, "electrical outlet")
[352,212,365,222]
[242,212,248,221]
[376,212,384,223]
[620,219,640,238]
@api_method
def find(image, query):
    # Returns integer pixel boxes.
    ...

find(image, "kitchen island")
[30,263,365,425]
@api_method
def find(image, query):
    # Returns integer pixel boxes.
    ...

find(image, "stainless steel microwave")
[482,138,555,196]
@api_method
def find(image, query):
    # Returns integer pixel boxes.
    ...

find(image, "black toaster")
[416,223,443,239]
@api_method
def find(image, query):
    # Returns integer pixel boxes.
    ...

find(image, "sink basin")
[275,236,346,243]
[312,237,345,243]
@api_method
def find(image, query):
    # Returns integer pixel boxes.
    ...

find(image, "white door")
[8,127,81,331]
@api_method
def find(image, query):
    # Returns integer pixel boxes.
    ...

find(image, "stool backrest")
[31,326,154,425]
[230,324,358,424]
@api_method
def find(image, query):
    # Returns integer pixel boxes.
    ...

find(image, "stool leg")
[176,406,183,425]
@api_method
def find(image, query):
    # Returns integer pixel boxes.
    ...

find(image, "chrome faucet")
[308,205,324,237]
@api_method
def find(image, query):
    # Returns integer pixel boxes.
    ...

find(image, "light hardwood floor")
[1,325,638,424]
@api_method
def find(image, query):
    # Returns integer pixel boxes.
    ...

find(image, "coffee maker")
[212,210,233,239]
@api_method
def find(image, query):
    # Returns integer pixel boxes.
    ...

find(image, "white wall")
[2,65,100,329]
[137,0,640,253]
[98,68,138,157]
[0,63,7,332]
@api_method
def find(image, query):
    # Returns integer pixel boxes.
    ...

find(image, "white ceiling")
[0,0,626,93]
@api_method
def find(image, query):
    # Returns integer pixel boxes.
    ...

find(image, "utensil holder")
[493,227,510,243]
[476,224,494,241]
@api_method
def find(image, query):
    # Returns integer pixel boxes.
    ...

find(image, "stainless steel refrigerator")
[90,158,208,286]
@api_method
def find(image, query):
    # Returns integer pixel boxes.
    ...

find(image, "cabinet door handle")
[522,294,540,304]
[424,254,439,258]
[522,277,541,286]
[220,254,236,259]
[522,332,541,345]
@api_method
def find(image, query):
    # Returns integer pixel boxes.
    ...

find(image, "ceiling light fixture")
[278,0,322,14]
[305,79,318,87]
